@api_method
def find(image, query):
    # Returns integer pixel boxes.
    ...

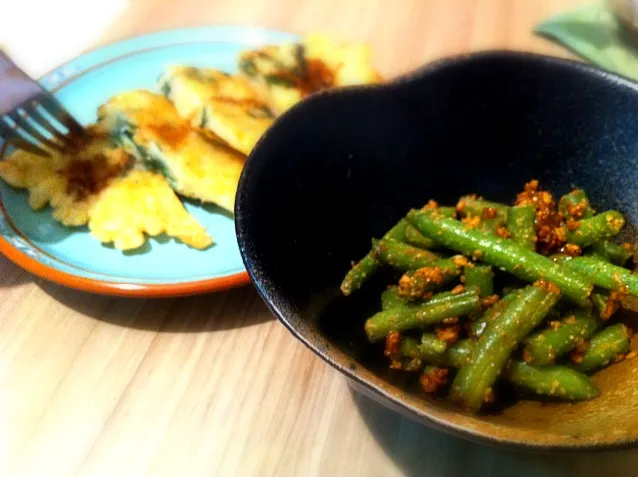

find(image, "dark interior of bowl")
[236,51,638,451]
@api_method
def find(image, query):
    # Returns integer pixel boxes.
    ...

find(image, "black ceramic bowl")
[235,51,638,452]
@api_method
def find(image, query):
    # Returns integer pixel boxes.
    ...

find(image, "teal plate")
[0,26,299,297]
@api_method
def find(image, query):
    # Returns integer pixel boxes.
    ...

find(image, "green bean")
[450,282,560,412]
[507,205,536,250]
[341,254,379,296]
[407,210,593,305]
[468,296,511,339]
[403,210,455,249]
[558,189,593,219]
[420,333,448,356]
[592,241,633,266]
[434,340,474,368]
[456,197,508,235]
[457,196,509,220]
[391,337,423,371]
[565,211,625,247]
[438,206,458,219]
[395,337,423,371]
[591,292,608,316]
[463,265,494,296]
[365,289,481,342]
[590,291,622,320]
[445,341,474,367]
[572,323,632,373]
[558,191,629,266]
[403,223,436,249]
[341,221,407,295]
[478,217,507,235]
[403,337,598,400]
[372,239,440,272]
[381,286,410,310]
[402,338,473,368]
[469,290,523,339]
[505,361,599,401]
[399,336,421,358]
[523,310,600,365]
[397,258,464,298]
[563,256,638,295]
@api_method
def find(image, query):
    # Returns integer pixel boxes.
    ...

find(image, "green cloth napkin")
[535,1,638,80]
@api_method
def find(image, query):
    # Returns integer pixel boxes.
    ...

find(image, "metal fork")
[0,49,84,157]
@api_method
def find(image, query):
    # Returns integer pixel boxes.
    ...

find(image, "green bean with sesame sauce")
[505,361,599,401]
[468,291,518,339]
[565,211,625,247]
[388,343,424,371]
[400,337,598,399]
[456,197,508,236]
[372,239,440,272]
[590,291,622,320]
[341,254,379,296]
[403,207,456,248]
[341,207,458,295]
[559,190,631,265]
[403,223,437,249]
[450,282,561,412]
[562,256,638,294]
[507,205,537,250]
[592,241,633,266]
[407,209,593,305]
[591,292,609,316]
[478,218,509,236]
[364,289,481,343]
[398,336,421,357]
[401,337,474,368]
[571,323,632,373]
[397,258,465,298]
[463,265,494,296]
[342,183,636,411]
[396,334,449,361]
[457,196,509,221]
[340,220,407,296]
[381,286,411,310]
[523,310,601,365]
[558,189,593,219]
[434,206,458,219]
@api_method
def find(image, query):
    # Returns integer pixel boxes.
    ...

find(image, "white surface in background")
[0,0,129,78]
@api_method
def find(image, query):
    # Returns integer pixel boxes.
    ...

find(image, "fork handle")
[0,49,21,76]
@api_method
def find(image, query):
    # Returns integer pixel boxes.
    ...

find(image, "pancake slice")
[97,90,245,212]
[159,66,273,155]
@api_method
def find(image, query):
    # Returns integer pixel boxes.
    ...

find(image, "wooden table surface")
[6,1,638,476]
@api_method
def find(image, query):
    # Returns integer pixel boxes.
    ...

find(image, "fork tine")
[25,104,74,145]
[0,120,51,157]
[38,96,84,137]
[8,111,64,152]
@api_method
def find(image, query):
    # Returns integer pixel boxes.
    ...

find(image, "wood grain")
[6,1,638,476]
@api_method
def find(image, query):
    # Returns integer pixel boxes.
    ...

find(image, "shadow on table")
[39,281,274,332]
[0,254,33,288]
[349,386,638,477]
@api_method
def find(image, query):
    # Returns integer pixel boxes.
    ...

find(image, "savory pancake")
[159,66,273,155]
[238,34,382,115]
[0,130,130,226]
[0,129,212,250]
[96,90,246,212]
[89,169,212,250]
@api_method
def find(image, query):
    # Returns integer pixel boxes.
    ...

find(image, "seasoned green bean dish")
[341,181,636,413]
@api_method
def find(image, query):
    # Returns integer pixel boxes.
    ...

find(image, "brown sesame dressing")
[419,367,449,393]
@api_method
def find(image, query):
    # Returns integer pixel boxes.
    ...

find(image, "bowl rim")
[235,50,638,452]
